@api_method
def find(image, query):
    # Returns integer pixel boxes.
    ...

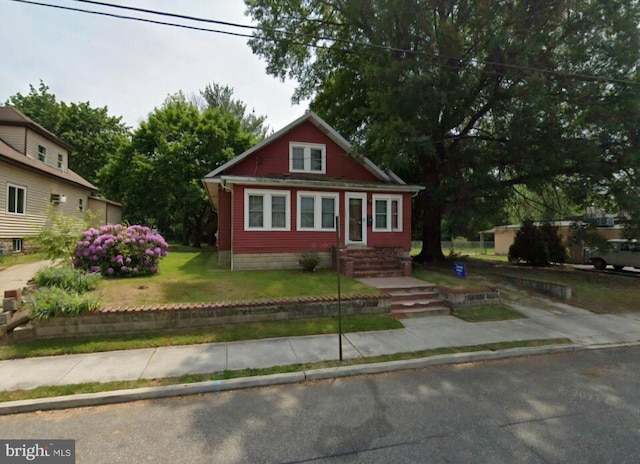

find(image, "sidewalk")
[1,269,640,412]
[0,260,53,295]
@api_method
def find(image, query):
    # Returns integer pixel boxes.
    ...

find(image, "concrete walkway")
[0,260,53,295]
[1,267,640,406]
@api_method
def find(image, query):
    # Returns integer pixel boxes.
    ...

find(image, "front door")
[345,193,367,245]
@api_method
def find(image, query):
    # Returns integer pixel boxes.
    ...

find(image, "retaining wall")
[20,294,391,340]
[495,274,572,301]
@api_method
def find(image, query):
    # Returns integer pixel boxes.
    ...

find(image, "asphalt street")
[1,346,638,463]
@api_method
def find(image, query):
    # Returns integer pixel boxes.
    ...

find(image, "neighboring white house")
[0,106,121,253]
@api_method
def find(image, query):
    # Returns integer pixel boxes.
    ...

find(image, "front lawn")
[94,246,378,307]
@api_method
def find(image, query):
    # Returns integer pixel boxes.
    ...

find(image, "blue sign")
[453,261,466,278]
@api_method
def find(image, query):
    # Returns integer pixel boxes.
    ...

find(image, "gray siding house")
[0,106,121,253]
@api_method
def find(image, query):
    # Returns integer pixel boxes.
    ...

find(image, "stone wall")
[232,252,332,270]
[21,294,390,340]
[437,287,501,308]
[495,274,572,301]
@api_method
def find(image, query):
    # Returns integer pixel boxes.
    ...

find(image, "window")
[296,192,338,231]
[244,189,291,231]
[38,145,46,162]
[57,154,63,169]
[7,184,26,214]
[372,195,403,232]
[289,143,326,173]
[13,238,22,253]
[78,198,84,212]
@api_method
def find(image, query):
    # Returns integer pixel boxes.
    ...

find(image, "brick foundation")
[232,252,332,271]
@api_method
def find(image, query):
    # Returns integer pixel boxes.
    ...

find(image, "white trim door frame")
[345,192,367,246]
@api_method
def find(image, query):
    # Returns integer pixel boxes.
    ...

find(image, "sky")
[0,0,307,132]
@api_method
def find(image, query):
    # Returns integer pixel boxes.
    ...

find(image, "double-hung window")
[289,143,326,174]
[57,154,64,169]
[372,195,402,232]
[297,192,338,231]
[38,145,46,162]
[7,184,26,215]
[245,189,290,231]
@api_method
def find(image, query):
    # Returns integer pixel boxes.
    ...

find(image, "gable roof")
[0,138,97,191]
[0,106,74,151]
[204,111,404,185]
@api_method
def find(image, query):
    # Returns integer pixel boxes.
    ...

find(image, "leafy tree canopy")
[246,0,640,260]
[5,81,130,185]
[99,92,255,247]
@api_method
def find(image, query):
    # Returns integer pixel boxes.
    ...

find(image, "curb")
[0,342,637,416]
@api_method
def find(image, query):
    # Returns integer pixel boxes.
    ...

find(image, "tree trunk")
[182,215,190,246]
[192,213,203,248]
[415,195,445,263]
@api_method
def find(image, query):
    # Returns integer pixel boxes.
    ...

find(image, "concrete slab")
[288,334,362,363]
[0,261,54,295]
[356,276,436,289]
[226,338,299,370]
[345,329,434,357]
[58,349,155,385]
[141,344,228,379]
[0,356,83,391]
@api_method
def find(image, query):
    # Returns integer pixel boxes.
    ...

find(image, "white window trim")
[372,194,403,232]
[13,238,22,253]
[296,191,339,231]
[244,188,291,231]
[289,142,326,174]
[7,183,27,215]
[345,192,367,245]
[38,145,47,162]
[57,153,64,169]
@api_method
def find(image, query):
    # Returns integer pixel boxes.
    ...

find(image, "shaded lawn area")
[415,259,640,314]
[95,246,378,307]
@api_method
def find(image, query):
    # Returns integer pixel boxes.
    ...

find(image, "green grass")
[0,252,47,270]
[452,304,526,322]
[412,257,640,314]
[95,246,377,307]
[0,315,402,360]
[0,338,572,403]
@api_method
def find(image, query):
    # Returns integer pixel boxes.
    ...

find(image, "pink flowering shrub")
[73,225,168,277]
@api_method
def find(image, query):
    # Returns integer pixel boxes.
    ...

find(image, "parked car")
[589,239,640,270]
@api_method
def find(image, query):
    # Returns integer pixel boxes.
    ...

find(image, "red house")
[202,111,422,276]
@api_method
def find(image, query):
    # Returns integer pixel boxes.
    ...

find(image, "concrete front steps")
[387,285,450,318]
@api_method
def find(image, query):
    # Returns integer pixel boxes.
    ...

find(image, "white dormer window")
[38,145,46,162]
[57,154,63,169]
[289,142,326,174]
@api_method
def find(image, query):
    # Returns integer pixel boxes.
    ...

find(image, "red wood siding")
[232,187,412,254]
[227,121,380,182]
[366,192,412,251]
[217,187,232,251]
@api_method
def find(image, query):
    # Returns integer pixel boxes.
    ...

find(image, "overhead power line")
[6,0,640,87]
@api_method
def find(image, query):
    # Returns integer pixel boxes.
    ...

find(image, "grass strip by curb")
[0,338,571,403]
[452,304,526,322]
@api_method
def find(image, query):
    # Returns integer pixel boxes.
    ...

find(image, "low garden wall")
[20,294,391,340]
[494,274,572,301]
[437,287,501,308]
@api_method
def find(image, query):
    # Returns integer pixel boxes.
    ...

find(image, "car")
[589,239,640,271]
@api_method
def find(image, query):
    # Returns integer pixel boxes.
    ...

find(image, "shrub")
[73,225,168,277]
[34,265,101,293]
[30,206,95,265]
[299,251,321,272]
[29,286,100,320]
[508,220,550,266]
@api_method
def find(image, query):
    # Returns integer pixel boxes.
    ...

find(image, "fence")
[412,241,496,255]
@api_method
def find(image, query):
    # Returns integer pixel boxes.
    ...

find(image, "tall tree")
[246,0,640,261]
[5,81,130,185]
[199,83,269,140]
[99,93,255,246]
